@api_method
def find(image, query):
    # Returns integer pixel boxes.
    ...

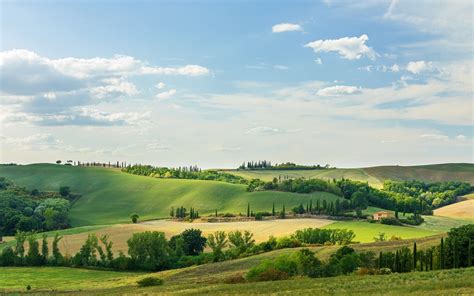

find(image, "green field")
[0,164,341,226]
[1,264,472,295]
[225,163,474,187]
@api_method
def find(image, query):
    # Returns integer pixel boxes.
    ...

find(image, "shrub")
[256,268,289,281]
[276,236,301,249]
[378,267,392,275]
[136,277,163,287]
[380,217,402,226]
[223,273,246,284]
[246,255,297,281]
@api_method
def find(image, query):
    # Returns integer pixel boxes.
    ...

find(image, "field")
[226,163,474,187]
[323,221,437,242]
[2,256,473,295]
[0,164,341,226]
[3,217,455,255]
[433,199,474,220]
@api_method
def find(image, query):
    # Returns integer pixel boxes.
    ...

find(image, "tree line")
[244,224,473,282]
[0,227,356,271]
[123,165,248,185]
[238,161,331,170]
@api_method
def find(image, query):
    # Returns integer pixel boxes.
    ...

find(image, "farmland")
[226,163,474,187]
[0,164,341,226]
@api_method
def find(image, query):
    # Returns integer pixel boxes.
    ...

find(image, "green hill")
[226,163,474,187]
[0,164,340,226]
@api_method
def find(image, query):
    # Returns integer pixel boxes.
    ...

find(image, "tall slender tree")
[413,242,417,270]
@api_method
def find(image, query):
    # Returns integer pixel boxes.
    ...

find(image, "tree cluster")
[0,178,71,236]
[123,165,247,185]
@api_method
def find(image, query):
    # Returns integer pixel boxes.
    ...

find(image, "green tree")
[207,231,227,262]
[130,213,139,224]
[59,186,71,197]
[41,234,49,263]
[127,231,169,271]
[26,233,42,266]
[52,233,63,265]
[228,230,255,254]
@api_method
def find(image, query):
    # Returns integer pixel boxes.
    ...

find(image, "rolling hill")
[0,164,341,226]
[226,163,474,187]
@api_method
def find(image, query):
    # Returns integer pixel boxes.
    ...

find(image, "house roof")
[374,211,392,215]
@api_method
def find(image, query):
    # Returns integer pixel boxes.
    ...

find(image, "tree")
[177,229,207,256]
[59,186,71,197]
[41,234,49,263]
[247,203,250,217]
[26,233,42,266]
[228,230,255,254]
[272,203,275,217]
[207,231,227,261]
[413,242,417,270]
[280,205,286,219]
[373,232,386,242]
[52,233,63,265]
[127,231,169,270]
[130,213,139,224]
[56,160,62,164]
[170,207,174,217]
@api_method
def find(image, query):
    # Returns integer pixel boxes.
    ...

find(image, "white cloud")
[317,85,362,96]
[390,64,400,72]
[273,65,289,70]
[139,64,209,76]
[272,23,303,33]
[420,133,449,140]
[155,82,166,89]
[212,146,242,152]
[156,89,177,100]
[314,58,322,65]
[406,60,432,74]
[245,126,301,135]
[3,134,62,151]
[456,134,467,140]
[146,142,171,151]
[305,35,377,60]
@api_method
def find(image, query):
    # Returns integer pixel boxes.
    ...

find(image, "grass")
[2,259,472,295]
[323,221,437,242]
[0,164,341,226]
[226,163,474,187]
[416,215,473,232]
[0,267,140,292]
[433,199,474,220]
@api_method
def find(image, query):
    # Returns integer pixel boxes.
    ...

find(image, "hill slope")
[227,163,474,187]
[0,164,341,226]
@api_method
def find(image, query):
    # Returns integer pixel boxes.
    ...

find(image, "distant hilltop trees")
[55,160,130,168]
[238,160,332,170]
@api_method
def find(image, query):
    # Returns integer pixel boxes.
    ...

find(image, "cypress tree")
[413,242,417,271]
[247,203,250,217]
[215,209,218,217]
[440,237,445,269]
[453,239,457,268]
[468,239,472,267]
[395,250,400,272]
[272,203,275,217]
[379,251,383,269]
[41,234,49,263]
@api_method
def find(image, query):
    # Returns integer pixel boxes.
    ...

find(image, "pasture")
[0,164,341,226]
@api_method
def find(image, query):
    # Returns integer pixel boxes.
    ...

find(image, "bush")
[276,236,301,249]
[246,255,297,281]
[380,217,402,226]
[255,268,289,281]
[136,277,163,287]
[223,273,246,284]
[255,212,264,221]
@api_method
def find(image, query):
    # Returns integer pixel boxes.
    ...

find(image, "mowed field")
[0,164,341,226]
[433,199,474,220]
[225,163,474,187]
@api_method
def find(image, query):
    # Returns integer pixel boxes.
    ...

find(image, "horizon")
[1,1,473,167]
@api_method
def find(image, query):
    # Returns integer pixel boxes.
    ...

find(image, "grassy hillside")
[0,164,341,226]
[433,199,474,220]
[226,163,474,187]
[2,235,471,295]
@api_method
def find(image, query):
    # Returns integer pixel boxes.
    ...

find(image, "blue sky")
[1,0,472,167]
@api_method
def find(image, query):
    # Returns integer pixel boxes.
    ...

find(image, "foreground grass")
[0,267,140,292]
[0,164,340,226]
[1,266,472,295]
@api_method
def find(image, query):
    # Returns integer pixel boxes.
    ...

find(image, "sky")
[0,0,472,168]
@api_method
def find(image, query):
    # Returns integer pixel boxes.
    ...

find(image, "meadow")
[0,164,341,226]
[226,163,474,187]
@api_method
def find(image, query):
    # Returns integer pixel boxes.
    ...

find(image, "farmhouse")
[373,211,394,221]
